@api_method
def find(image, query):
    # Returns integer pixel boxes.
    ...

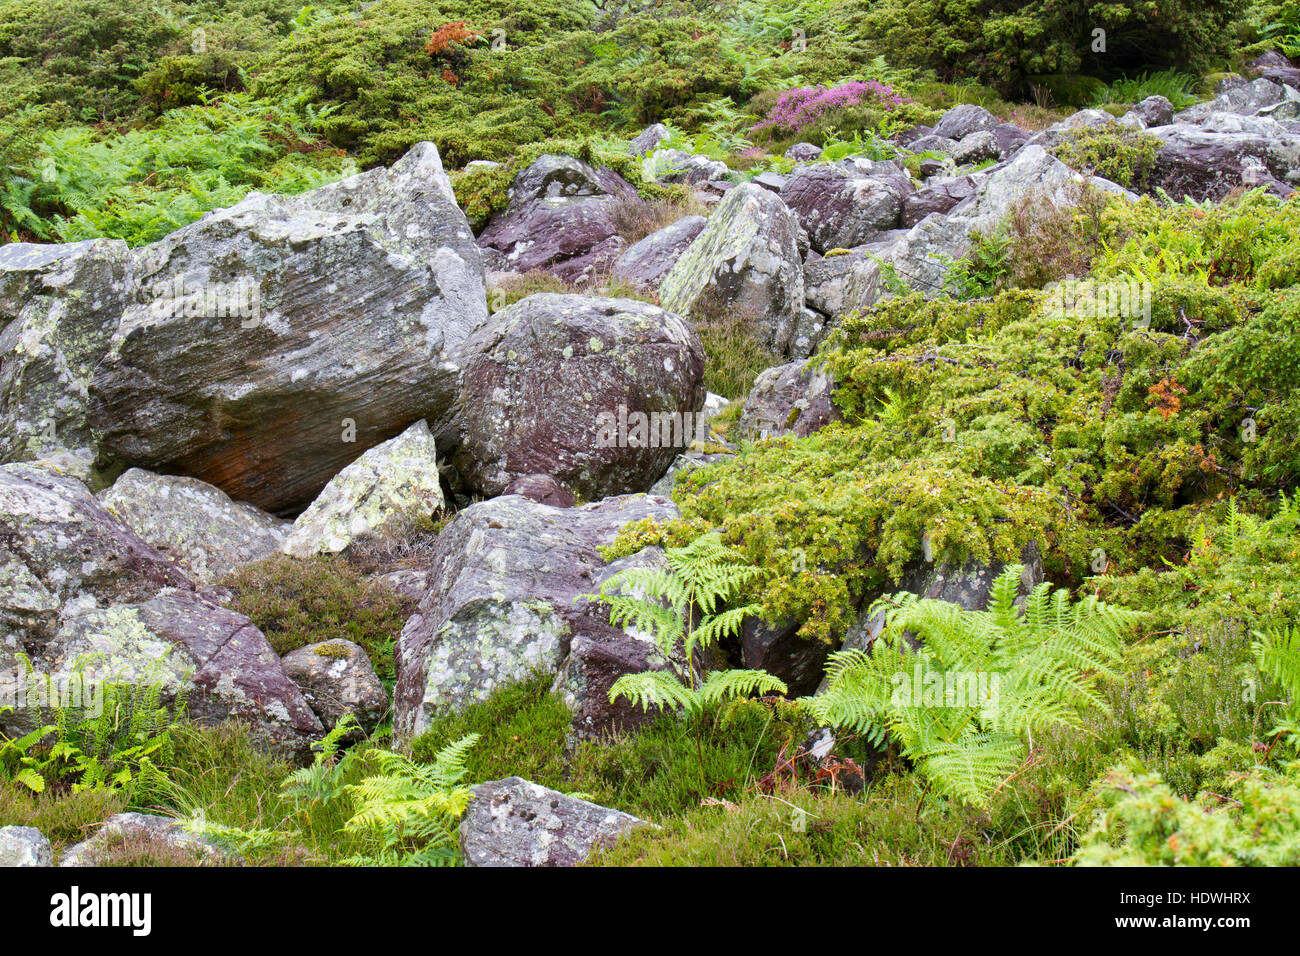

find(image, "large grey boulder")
[477,155,637,284]
[803,240,900,319]
[98,468,288,585]
[780,164,907,253]
[0,463,190,654]
[932,104,999,141]
[459,777,647,866]
[0,463,321,753]
[0,239,132,467]
[61,813,233,866]
[1147,121,1300,201]
[610,215,707,290]
[393,492,678,738]
[784,142,823,162]
[0,826,52,867]
[659,184,805,357]
[47,588,323,754]
[89,141,486,516]
[628,124,671,158]
[281,639,388,733]
[448,294,705,500]
[1122,95,1175,129]
[281,419,444,557]
[951,130,1001,165]
[1176,77,1298,123]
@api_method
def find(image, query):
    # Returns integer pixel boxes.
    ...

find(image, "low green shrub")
[221,554,411,682]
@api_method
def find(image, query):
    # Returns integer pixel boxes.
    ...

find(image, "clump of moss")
[221,555,410,680]
[313,643,352,660]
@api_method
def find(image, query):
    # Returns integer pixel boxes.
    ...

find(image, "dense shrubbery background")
[0,0,1272,243]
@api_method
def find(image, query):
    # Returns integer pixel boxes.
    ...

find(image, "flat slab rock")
[459,777,647,866]
[0,826,53,867]
[60,812,234,866]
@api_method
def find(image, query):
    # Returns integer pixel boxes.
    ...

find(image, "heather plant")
[750,80,908,137]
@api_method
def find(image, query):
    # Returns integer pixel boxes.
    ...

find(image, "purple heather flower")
[752,80,907,134]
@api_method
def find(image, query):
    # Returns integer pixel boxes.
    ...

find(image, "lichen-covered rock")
[477,155,636,283]
[0,826,52,867]
[448,294,705,500]
[628,123,671,158]
[932,103,999,141]
[60,813,234,867]
[393,492,678,738]
[89,141,486,516]
[784,142,823,162]
[1,239,133,466]
[645,148,729,185]
[281,639,388,733]
[906,133,961,156]
[99,468,288,585]
[781,164,907,254]
[507,154,634,206]
[0,462,190,651]
[44,588,322,754]
[803,242,892,320]
[610,215,707,290]
[1147,121,1300,201]
[951,130,1001,165]
[839,146,1134,314]
[0,463,320,753]
[459,777,647,866]
[1124,95,1175,129]
[1176,77,1298,123]
[281,419,444,557]
[659,183,805,357]
[734,359,840,442]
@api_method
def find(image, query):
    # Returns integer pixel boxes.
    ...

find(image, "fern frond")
[608,671,699,714]
[697,669,787,708]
